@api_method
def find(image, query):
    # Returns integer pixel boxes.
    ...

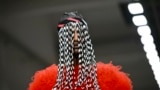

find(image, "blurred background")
[0,0,160,90]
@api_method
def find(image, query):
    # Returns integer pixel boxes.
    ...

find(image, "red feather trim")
[97,62,132,90]
[28,62,132,90]
[28,64,58,90]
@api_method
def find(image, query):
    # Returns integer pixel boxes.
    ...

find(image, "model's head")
[53,11,99,90]
[57,11,88,55]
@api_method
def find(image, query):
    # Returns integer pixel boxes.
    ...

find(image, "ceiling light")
[128,2,144,14]
[132,15,147,26]
[137,25,151,36]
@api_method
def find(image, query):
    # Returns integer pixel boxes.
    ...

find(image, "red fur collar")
[28,62,132,90]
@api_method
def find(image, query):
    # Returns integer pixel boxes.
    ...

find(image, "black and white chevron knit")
[53,21,100,90]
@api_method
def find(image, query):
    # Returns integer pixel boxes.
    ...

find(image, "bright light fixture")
[137,26,151,36]
[128,2,144,14]
[137,25,160,88]
[129,2,160,88]
[146,48,160,88]
[140,34,154,45]
[132,15,147,26]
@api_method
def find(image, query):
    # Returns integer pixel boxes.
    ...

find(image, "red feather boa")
[28,62,132,90]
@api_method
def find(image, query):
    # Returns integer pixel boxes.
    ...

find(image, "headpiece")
[53,11,100,90]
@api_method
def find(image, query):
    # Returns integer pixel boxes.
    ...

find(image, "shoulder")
[28,64,58,90]
[96,62,132,90]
